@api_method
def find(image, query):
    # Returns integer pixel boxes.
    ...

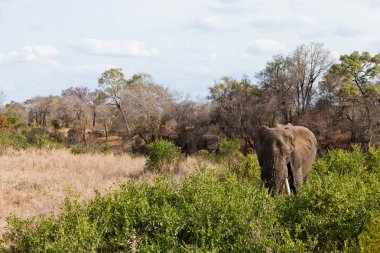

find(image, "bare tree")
[61,87,92,143]
[288,42,334,117]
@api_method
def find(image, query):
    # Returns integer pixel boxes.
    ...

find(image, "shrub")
[0,113,11,129]
[6,114,25,129]
[145,139,184,172]
[2,149,380,252]
[100,142,111,154]
[67,128,84,145]
[0,130,28,151]
[70,142,111,155]
[323,144,367,175]
[21,127,63,149]
[359,214,380,252]
[70,144,97,155]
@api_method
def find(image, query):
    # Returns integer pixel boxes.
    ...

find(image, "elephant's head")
[254,124,296,194]
[254,123,317,195]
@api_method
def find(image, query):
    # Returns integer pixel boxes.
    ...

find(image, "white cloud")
[186,11,243,32]
[247,39,285,55]
[250,14,314,31]
[187,14,225,31]
[0,45,58,64]
[76,39,160,57]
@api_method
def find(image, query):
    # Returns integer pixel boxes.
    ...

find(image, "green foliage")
[0,130,28,151]
[359,214,380,252]
[145,139,184,172]
[2,148,380,252]
[208,76,259,102]
[70,144,97,155]
[70,142,111,155]
[22,128,63,149]
[0,113,11,129]
[322,145,367,175]
[217,137,261,180]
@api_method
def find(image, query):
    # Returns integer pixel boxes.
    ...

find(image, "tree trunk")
[116,102,131,139]
[103,119,108,140]
[93,111,96,129]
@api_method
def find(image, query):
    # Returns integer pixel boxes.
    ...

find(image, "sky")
[0,0,379,103]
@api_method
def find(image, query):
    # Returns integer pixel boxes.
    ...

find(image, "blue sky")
[0,0,379,103]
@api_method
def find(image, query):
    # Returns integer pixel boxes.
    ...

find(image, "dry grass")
[0,148,218,235]
[0,148,146,234]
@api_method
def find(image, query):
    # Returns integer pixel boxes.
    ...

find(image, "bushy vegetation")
[1,148,380,252]
[145,139,185,171]
[70,142,111,155]
[0,128,63,152]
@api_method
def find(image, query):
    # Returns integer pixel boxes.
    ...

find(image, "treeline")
[1,42,379,153]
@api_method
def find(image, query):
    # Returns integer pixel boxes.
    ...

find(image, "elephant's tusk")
[258,180,263,189]
[285,178,291,195]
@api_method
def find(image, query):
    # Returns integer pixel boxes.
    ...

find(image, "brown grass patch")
[0,149,218,235]
[0,148,145,234]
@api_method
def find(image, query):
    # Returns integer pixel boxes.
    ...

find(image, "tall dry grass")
[0,149,217,235]
[0,148,146,234]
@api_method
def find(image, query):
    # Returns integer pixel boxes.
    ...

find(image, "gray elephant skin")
[254,123,317,195]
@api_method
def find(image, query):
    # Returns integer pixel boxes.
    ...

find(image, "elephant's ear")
[254,126,269,166]
[281,129,296,154]
[292,126,317,166]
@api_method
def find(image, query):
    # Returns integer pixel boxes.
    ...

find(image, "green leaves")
[145,139,185,172]
[2,149,380,252]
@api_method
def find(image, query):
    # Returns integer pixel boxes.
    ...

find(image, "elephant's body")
[254,124,317,194]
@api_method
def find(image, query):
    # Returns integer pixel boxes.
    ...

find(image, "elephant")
[254,123,317,195]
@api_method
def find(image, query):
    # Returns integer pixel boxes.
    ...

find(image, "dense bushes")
[145,139,185,171]
[1,148,380,252]
[0,128,63,152]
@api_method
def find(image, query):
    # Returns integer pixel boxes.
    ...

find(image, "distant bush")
[145,139,184,172]
[67,128,84,145]
[6,114,25,129]
[0,130,28,151]
[70,142,111,155]
[22,127,63,149]
[70,144,97,155]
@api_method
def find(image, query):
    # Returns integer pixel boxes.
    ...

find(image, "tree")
[61,87,92,143]
[208,76,269,150]
[98,68,131,138]
[124,74,174,145]
[330,51,380,149]
[25,96,60,127]
[256,55,295,122]
[256,43,333,124]
[288,42,334,117]
[88,89,107,129]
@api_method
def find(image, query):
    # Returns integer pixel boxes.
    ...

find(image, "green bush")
[359,214,380,252]
[1,149,380,252]
[22,127,63,149]
[70,142,111,155]
[323,144,367,175]
[0,130,28,151]
[70,144,97,155]
[145,139,184,171]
